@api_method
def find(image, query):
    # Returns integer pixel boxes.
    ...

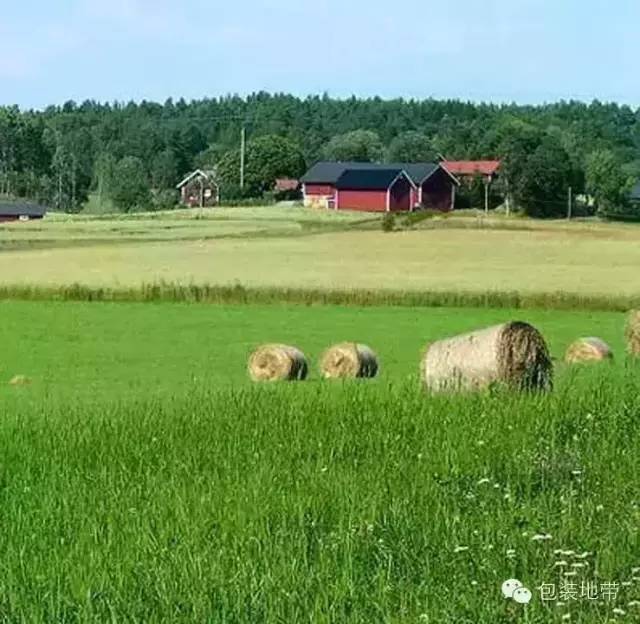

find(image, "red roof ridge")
[442,160,501,176]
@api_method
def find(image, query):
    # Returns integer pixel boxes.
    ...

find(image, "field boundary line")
[0,283,635,312]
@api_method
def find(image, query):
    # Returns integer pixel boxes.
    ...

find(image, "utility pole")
[484,180,490,215]
[567,186,573,220]
[239,123,246,191]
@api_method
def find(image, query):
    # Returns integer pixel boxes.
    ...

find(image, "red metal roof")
[442,160,501,176]
[274,178,300,191]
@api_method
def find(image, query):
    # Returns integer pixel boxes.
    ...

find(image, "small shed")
[176,169,219,208]
[274,178,301,200]
[0,201,47,222]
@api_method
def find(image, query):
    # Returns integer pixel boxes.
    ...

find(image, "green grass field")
[1,301,639,622]
[3,210,640,622]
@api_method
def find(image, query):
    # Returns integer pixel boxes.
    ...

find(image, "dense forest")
[1,93,639,217]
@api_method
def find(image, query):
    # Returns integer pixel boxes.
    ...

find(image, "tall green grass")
[1,368,640,622]
[0,282,638,312]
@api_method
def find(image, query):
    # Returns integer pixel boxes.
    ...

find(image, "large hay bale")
[421,322,553,393]
[320,343,379,379]
[626,310,640,356]
[565,337,613,364]
[248,344,308,382]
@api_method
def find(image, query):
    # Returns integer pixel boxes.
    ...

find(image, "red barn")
[301,162,458,212]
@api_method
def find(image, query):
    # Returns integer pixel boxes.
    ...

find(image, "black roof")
[335,168,409,190]
[301,161,441,186]
[631,182,640,201]
[0,201,47,217]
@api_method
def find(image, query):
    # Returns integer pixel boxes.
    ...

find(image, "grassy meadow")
[1,207,640,296]
[1,300,639,623]
[2,209,640,621]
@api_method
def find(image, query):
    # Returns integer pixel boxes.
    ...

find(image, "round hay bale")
[626,310,640,356]
[9,375,31,386]
[421,321,553,393]
[320,343,379,379]
[248,344,308,382]
[565,337,613,364]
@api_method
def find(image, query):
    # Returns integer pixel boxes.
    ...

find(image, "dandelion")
[471,580,478,586]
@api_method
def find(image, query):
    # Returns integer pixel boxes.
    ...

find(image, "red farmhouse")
[442,160,501,183]
[301,162,458,212]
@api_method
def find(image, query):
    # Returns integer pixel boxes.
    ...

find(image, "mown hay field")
[2,208,640,296]
[1,300,639,622]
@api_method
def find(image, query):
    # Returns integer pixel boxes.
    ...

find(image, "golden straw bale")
[565,337,613,364]
[625,310,640,356]
[421,321,552,393]
[320,343,379,379]
[248,344,308,382]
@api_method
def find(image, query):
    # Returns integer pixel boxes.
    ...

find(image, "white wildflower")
[531,533,553,542]
[454,546,469,553]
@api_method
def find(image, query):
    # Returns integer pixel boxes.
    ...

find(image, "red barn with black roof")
[301,162,458,212]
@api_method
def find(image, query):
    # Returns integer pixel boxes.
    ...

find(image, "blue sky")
[1,0,638,109]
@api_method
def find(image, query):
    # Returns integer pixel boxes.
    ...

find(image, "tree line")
[0,93,639,217]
